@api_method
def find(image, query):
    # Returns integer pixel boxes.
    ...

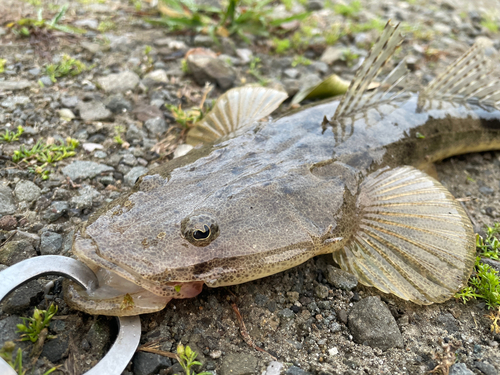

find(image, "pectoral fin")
[187,86,288,146]
[334,166,475,304]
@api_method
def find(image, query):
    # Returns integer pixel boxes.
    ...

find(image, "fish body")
[65,23,500,316]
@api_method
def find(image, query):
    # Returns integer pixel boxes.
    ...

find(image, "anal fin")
[334,166,475,304]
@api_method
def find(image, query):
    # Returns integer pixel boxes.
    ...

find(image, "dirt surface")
[1,0,500,374]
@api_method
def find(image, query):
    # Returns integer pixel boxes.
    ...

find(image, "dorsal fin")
[330,21,408,123]
[186,86,288,146]
[421,42,500,108]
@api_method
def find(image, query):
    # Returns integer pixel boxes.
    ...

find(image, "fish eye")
[181,214,219,246]
[193,225,210,240]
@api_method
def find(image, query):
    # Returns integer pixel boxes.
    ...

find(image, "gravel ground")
[1,0,500,374]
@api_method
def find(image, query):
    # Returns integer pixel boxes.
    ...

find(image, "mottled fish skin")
[66,21,500,315]
[68,92,500,315]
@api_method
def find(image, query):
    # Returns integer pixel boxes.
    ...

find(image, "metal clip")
[0,255,141,375]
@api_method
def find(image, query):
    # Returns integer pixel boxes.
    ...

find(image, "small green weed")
[291,55,311,67]
[281,0,293,11]
[13,137,79,180]
[333,0,361,18]
[1,341,58,375]
[8,5,86,36]
[341,48,359,66]
[400,23,435,41]
[46,54,89,83]
[23,0,42,6]
[1,126,24,143]
[150,0,309,43]
[142,45,154,69]
[247,57,268,85]
[455,257,500,309]
[131,0,142,10]
[0,58,6,73]
[175,344,211,375]
[78,0,106,3]
[113,125,126,145]
[477,223,500,259]
[416,132,425,139]
[97,19,116,33]
[455,224,500,309]
[481,16,499,33]
[181,59,190,73]
[324,23,342,45]
[0,342,22,375]
[348,18,386,34]
[290,30,310,51]
[273,38,291,54]
[165,104,204,129]
[17,304,58,343]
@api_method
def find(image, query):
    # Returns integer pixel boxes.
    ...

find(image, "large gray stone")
[144,117,167,136]
[0,80,31,91]
[77,101,112,122]
[43,201,69,222]
[41,334,69,363]
[286,366,311,375]
[187,54,236,89]
[435,313,459,334]
[220,353,259,375]
[105,94,133,113]
[124,166,148,187]
[475,361,497,375]
[70,195,93,210]
[0,316,30,350]
[0,239,36,266]
[141,69,168,88]
[320,46,343,64]
[2,279,45,314]
[1,96,31,109]
[61,95,79,108]
[450,363,474,375]
[126,123,145,142]
[0,185,16,215]
[86,318,112,357]
[348,297,403,351]
[97,71,140,93]
[326,265,358,290]
[132,351,172,375]
[40,231,63,255]
[14,180,41,202]
[62,161,114,181]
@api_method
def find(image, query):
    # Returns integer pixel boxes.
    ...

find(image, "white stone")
[328,347,338,356]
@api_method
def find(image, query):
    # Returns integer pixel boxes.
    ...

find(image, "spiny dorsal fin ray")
[421,42,500,108]
[333,166,475,304]
[331,21,408,122]
[186,86,288,146]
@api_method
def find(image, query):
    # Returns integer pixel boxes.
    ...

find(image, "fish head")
[69,138,351,316]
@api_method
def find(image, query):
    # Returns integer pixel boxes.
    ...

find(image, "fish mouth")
[66,231,204,316]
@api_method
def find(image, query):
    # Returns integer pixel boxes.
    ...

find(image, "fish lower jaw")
[64,265,206,316]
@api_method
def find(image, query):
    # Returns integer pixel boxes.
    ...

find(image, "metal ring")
[0,255,141,375]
